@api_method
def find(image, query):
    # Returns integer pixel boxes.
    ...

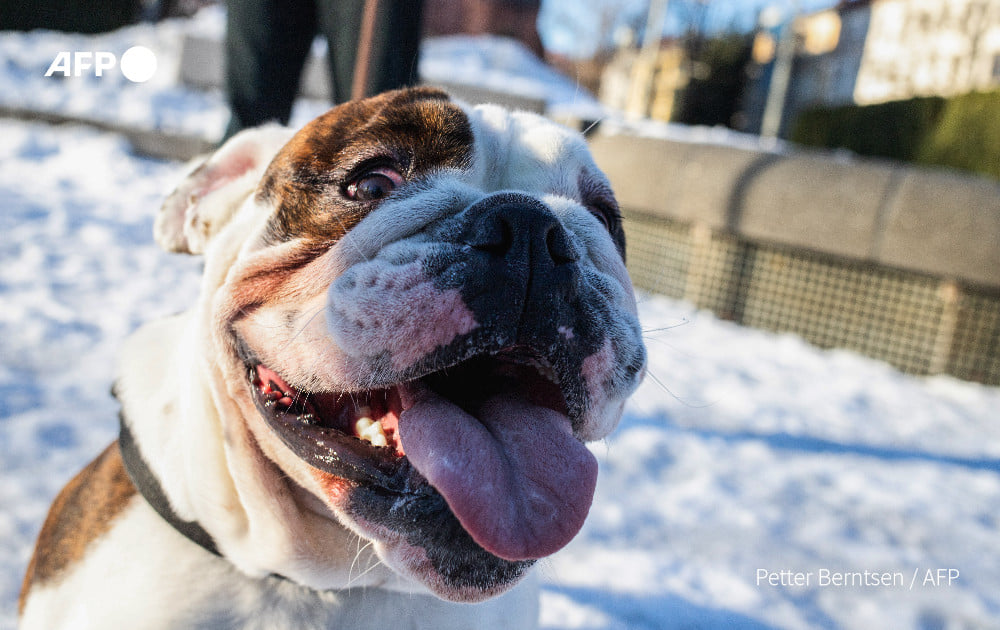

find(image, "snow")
[2,12,1000,630]
[0,5,769,152]
[0,5,606,141]
[0,17,227,138]
[421,34,608,121]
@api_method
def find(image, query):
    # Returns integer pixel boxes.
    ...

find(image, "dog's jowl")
[19,88,646,629]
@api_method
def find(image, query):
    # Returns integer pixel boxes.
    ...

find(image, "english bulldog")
[19,87,646,629]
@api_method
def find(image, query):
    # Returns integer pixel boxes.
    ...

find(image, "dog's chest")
[20,481,536,630]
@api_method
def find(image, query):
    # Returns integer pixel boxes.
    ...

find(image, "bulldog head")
[154,88,645,602]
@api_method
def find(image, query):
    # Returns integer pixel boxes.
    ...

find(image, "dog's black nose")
[462,193,579,268]
[454,193,581,337]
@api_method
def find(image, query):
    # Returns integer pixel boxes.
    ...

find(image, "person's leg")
[315,0,362,104]
[367,0,424,96]
[223,0,317,140]
[317,0,424,103]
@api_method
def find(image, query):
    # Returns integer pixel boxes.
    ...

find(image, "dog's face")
[156,88,645,602]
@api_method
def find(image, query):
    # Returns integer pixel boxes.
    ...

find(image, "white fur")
[22,97,643,629]
[150,101,644,589]
[154,125,294,255]
[325,104,643,438]
[20,495,536,630]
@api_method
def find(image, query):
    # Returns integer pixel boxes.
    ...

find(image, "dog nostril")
[470,215,515,257]
[545,225,578,265]
[463,193,577,267]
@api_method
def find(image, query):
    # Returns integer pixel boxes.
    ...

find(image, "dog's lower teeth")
[355,417,388,447]
[528,358,558,384]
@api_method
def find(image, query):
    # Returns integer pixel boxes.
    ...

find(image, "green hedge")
[791,90,1000,180]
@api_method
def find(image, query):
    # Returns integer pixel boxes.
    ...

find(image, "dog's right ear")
[155,125,294,255]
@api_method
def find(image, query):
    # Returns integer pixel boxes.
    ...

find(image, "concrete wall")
[588,131,1000,383]
[589,132,1000,289]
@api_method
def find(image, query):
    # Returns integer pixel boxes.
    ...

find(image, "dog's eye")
[588,201,618,231]
[345,167,404,202]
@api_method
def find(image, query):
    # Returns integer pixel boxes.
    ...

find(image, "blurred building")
[599,42,689,121]
[743,0,1000,136]
[854,0,1000,103]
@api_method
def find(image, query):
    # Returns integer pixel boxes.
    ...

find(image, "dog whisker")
[282,305,326,350]
[349,539,374,579]
[642,319,691,335]
[644,369,714,409]
[581,116,607,137]
[345,562,384,589]
[641,336,699,362]
[640,319,695,358]
[346,546,385,588]
[336,218,374,265]
[294,391,310,408]
[533,557,560,585]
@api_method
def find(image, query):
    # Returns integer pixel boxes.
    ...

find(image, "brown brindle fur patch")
[19,441,137,614]
[257,87,473,245]
[219,241,335,325]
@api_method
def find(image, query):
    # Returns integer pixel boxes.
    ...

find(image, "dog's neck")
[113,310,406,592]
[116,411,221,558]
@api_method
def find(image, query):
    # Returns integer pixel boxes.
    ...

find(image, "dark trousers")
[223,0,423,140]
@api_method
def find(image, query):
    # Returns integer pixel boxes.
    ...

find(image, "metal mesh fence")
[949,291,1000,383]
[623,210,1000,385]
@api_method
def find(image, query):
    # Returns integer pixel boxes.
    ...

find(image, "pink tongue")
[398,385,598,561]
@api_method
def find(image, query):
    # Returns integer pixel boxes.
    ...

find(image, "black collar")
[118,414,221,558]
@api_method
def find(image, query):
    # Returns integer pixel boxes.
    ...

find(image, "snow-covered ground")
[2,12,1000,630]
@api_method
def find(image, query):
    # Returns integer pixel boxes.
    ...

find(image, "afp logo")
[44,46,157,83]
